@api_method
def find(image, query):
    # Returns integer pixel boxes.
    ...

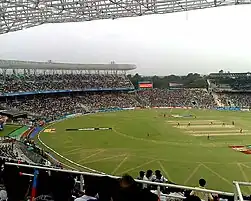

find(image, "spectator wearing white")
[0,189,7,201]
[143,170,154,189]
[153,170,168,183]
[190,178,213,201]
[136,171,145,189]
[74,184,98,201]
[136,171,145,180]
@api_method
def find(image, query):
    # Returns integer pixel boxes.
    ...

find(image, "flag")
[31,169,39,201]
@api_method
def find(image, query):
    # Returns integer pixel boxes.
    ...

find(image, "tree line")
[127,73,207,89]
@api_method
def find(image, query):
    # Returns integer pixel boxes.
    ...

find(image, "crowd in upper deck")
[0,74,133,93]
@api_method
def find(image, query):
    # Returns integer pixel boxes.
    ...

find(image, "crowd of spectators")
[3,96,85,121]
[1,72,251,201]
[216,93,251,107]
[0,88,226,122]
[0,161,163,201]
[0,141,227,201]
[0,74,133,93]
[138,89,216,108]
[0,159,240,201]
[0,143,17,160]
[1,93,140,121]
[0,139,44,165]
[81,93,140,110]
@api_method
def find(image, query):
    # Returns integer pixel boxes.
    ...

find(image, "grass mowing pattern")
[39,109,251,193]
[0,125,21,137]
[9,126,29,138]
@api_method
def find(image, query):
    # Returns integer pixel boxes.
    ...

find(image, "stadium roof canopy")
[209,72,251,78]
[1,0,250,35]
[0,110,27,119]
[0,60,136,71]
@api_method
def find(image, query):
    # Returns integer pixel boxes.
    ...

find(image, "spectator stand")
[0,60,136,95]
[0,60,138,121]
[138,88,216,109]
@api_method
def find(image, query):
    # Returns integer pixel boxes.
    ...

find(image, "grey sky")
[1,5,251,75]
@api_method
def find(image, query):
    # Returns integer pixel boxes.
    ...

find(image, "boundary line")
[37,109,251,192]
[37,114,108,175]
[38,133,107,174]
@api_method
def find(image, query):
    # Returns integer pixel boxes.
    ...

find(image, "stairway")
[134,92,148,107]
[211,92,223,107]
[80,104,91,113]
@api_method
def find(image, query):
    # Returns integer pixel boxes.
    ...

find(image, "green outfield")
[0,124,21,137]
[39,109,251,193]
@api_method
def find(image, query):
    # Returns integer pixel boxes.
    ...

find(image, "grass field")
[0,124,21,137]
[39,109,251,193]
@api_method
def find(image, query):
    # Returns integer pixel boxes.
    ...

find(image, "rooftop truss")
[1,0,251,34]
[0,59,136,70]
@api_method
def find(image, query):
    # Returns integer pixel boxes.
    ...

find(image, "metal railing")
[4,162,235,200]
[233,181,251,201]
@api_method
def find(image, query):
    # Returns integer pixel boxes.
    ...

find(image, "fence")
[233,181,251,201]
[4,162,236,200]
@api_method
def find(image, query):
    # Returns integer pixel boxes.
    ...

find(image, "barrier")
[5,162,234,198]
[216,107,241,111]
[233,181,244,201]
[152,106,192,109]
[241,108,250,112]
[151,106,250,111]
[0,87,135,97]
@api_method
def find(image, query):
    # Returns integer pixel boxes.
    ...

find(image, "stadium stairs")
[211,92,224,107]
[135,92,148,106]
[79,104,91,113]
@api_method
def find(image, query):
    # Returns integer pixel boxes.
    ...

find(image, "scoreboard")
[138,81,153,89]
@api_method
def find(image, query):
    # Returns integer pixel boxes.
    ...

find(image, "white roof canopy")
[0,60,136,71]
[0,0,249,34]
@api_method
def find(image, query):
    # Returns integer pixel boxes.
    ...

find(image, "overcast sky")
[1,5,251,75]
